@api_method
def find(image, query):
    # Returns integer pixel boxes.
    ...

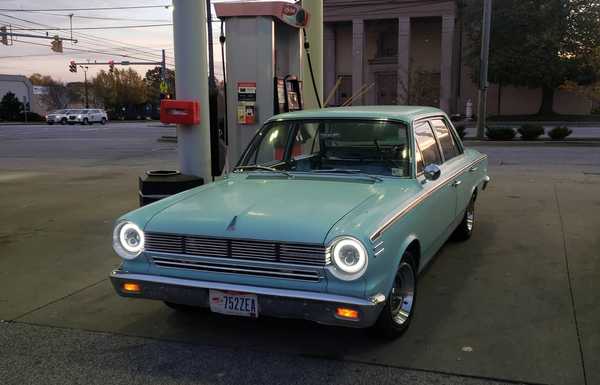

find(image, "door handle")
[469,166,478,172]
[452,180,462,187]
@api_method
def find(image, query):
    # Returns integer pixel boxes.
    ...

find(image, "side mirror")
[424,164,441,181]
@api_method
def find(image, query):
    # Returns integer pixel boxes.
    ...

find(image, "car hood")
[144,174,382,244]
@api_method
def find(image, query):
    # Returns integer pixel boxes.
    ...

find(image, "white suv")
[67,109,108,125]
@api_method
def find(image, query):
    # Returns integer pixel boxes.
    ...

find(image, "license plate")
[209,290,258,318]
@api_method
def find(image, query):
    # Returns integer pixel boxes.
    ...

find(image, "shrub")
[20,112,44,122]
[486,127,516,141]
[518,124,545,140]
[548,126,573,140]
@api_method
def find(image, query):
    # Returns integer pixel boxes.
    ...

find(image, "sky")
[0,0,241,83]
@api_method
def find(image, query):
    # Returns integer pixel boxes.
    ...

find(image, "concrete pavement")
[1,122,599,385]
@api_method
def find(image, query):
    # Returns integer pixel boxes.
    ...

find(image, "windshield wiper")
[234,165,292,178]
[311,169,382,182]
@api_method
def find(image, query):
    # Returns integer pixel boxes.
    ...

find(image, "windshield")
[238,119,411,178]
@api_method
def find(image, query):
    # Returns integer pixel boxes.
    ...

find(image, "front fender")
[364,232,420,299]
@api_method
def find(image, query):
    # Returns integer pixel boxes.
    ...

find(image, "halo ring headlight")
[112,221,145,260]
[328,236,368,281]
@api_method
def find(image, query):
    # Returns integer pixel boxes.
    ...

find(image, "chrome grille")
[145,232,328,266]
[152,257,321,282]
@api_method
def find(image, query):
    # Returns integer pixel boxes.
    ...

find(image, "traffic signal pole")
[172,0,212,180]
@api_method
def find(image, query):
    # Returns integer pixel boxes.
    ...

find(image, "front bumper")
[110,269,386,328]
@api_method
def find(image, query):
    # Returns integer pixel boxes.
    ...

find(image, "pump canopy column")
[172,0,211,179]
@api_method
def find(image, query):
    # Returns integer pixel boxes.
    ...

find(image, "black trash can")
[138,170,204,207]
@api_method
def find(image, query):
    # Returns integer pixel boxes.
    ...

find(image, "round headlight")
[328,236,368,281]
[112,221,145,260]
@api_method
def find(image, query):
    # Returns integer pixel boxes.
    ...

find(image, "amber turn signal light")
[122,282,141,293]
[336,307,359,320]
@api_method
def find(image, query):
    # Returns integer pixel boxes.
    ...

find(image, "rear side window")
[414,121,442,168]
[430,119,461,161]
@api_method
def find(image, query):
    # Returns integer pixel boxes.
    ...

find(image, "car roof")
[267,106,445,124]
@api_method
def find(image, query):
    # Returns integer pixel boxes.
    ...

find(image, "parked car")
[45,109,69,125]
[109,106,490,338]
[66,108,108,125]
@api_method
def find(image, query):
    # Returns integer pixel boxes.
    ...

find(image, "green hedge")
[486,127,516,140]
[548,126,572,140]
[518,124,545,140]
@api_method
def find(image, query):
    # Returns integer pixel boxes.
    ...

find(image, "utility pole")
[206,0,221,178]
[79,65,89,108]
[161,48,167,86]
[476,0,492,139]
[172,0,212,180]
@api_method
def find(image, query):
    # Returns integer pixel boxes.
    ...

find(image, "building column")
[352,19,364,105]
[440,15,455,113]
[324,22,336,105]
[397,16,411,105]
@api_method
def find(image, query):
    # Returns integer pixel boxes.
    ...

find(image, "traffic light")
[50,36,63,53]
[1,26,7,46]
[69,61,77,73]
[108,60,115,73]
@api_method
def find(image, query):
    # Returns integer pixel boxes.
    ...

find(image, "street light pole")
[476,0,492,139]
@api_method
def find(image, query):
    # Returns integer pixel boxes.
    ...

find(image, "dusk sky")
[0,0,260,83]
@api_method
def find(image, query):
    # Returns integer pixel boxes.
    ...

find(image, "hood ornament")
[226,215,238,231]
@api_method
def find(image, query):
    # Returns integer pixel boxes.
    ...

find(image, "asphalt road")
[1,122,599,385]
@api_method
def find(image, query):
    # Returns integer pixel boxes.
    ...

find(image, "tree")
[29,73,69,110]
[91,68,146,113]
[463,0,600,115]
[144,66,175,102]
[0,92,24,121]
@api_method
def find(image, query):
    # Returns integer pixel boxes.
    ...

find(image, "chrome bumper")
[110,269,385,328]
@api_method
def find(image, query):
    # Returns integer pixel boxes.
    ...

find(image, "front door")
[376,72,398,105]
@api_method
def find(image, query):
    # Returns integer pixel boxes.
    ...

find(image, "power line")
[11,23,173,31]
[0,5,171,12]
[9,10,170,22]
[0,13,174,63]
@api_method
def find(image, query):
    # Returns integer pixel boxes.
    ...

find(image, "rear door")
[429,118,470,221]
[413,120,456,260]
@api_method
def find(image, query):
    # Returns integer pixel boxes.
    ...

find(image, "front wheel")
[452,195,476,241]
[60,118,67,125]
[100,117,107,125]
[372,252,417,339]
[82,118,89,125]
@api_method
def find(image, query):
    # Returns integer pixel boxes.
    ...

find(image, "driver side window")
[245,122,292,165]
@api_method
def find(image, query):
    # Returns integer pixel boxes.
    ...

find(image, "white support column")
[352,19,364,105]
[440,15,455,113]
[397,16,411,105]
[323,22,336,104]
[302,0,323,109]
[172,0,211,180]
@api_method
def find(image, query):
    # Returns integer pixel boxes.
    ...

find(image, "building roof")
[268,105,445,123]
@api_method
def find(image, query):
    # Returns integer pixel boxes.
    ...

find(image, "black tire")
[452,195,476,241]
[163,301,204,313]
[372,251,418,339]
[60,118,67,125]
[47,122,54,125]
[100,117,107,125]
[82,118,89,125]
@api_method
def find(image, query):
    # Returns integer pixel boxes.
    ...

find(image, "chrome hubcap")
[466,202,475,232]
[389,262,415,325]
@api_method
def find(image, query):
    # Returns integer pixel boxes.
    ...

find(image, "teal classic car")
[110,106,489,338]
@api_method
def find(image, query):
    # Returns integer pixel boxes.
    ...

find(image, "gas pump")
[215,1,310,166]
